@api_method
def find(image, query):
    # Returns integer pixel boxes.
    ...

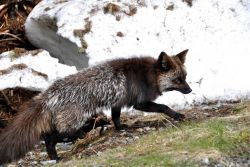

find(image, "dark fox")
[0,49,191,164]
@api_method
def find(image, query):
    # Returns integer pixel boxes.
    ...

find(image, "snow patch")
[0,50,77,90]
[25,0,250,108]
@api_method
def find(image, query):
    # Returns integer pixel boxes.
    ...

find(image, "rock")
[40,160,57,165]
[25,1,89,69]
[27,152,36,160]
[97,151,102,156]
[24,0,250,109]
[136,128,143,133]
[134,136,139,140]
[215,164,225,167]
[39,152,48,157]
[25,0,146,68]
[151,127,156,131]
[126,137,134,144]
[144,126,151,131]
[25,0,93,69]
[56,142,72,151]
[30,161,38,165]
[120,132,127,136]
[17,159,24,166]
[202,157,209,165]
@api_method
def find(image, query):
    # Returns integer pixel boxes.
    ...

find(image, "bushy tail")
[0,100,52,165]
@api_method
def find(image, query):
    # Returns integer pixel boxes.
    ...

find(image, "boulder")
[25,0,250,108]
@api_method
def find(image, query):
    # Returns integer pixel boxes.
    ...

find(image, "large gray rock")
[25,18,89,69]
[25,0,92,69]
[25,0,146,68]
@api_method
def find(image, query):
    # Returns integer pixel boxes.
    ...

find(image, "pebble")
[134,136,139,140]
[144,127,151,131]
[40,160,57,165]
[7,164,17,167]
[40,141,45,145]
[215,164,224,167]
[27,152,36,160]
[97,151,102,156]
[30,161,38,165]
[17,160,24,165]
[57,142,72,151]
[126,137,133,144]
[120,132,127,136]
[151,127,156,131]
[202,157,209,164]
[39,152,48,157]
[136,128,143,133]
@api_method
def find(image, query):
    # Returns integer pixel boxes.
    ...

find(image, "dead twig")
[0,22,5,29]
[0,90,14,111]
[15,10,24,19]
[92,115,102,129]
[0,37,18,42]
[0,32,23,41]
[0,5,8,19]
[160,114,180,130]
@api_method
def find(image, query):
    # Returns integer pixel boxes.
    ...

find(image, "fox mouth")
[164,88,192,94]
[164,88,175,92]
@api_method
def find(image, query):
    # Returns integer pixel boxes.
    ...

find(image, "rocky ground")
[3,101,249,167]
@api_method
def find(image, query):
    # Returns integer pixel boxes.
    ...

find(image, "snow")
[8,0,250,108]
[0,50,77,90]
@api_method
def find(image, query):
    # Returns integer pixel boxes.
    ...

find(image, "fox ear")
[158,52,171,71]
[176,49,188,64]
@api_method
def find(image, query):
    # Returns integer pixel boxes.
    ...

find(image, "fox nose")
[183,88,192,94]
[187,88,192,93]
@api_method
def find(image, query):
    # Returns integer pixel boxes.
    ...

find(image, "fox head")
[156,49,192,94]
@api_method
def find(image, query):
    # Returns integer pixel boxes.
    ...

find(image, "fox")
[0,49,191,164]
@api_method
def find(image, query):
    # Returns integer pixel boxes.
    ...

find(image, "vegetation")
[55,102,250,167]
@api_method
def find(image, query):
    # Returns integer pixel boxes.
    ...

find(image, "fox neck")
[109,58,161,105]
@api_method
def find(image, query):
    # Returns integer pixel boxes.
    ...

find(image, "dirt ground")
[11,102,241,166]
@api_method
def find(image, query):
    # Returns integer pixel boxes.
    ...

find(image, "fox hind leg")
[44,133,60,161]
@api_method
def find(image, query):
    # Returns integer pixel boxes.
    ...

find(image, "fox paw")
[115,124,129,131]
[173,112,185,121]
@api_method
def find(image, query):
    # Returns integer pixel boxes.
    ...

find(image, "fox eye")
[173,77,183,84]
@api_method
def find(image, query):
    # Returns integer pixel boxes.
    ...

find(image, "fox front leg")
[133,101,185,121]
[111,107,122,130]
[111,107,129,130]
